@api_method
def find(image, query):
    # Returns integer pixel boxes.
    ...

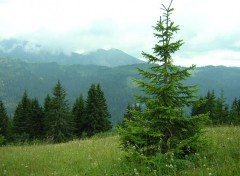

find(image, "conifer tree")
[205,90,216,121]
[118,0,208,163]
[43,94,52,137]
[30,98,45,139]
[214,91,229,124]
[47,80,73,143]
[72,94,86,138]
[12,90,32,141]
[191,96,206,116]
[230,97,240,125]
[85,84,112,136]
[0,100,8,142]
[192,90,230,125]
[122,103,141,128]
[96,84,112,131]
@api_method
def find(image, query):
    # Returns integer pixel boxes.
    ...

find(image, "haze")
[0,0,240,66]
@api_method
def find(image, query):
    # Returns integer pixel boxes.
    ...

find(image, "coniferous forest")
[0,81,112,144]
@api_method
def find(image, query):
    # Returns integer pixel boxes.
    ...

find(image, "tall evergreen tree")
[214,91,229,125]
[47,80,73,143]
[118,0,208,164]
[30,98,45,139]
[205,90,216,121]
[0,100,8,141]
[72,94,86,138]
[230,97,240,125]
[12,90,32,141]
[85,84,112,137]
[96,84,112,131]
[43,94,52,137]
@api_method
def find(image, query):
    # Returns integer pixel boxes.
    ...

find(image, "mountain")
[0,39,144,67]
[0,58,240,125]
[71,48,144,67]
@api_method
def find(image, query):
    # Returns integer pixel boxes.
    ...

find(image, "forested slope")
[0,58,240,125]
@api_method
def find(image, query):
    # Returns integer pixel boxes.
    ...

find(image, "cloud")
[174,50,240,67]
[0,0,240,66]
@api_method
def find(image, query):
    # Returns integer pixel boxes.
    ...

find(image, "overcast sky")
[0,0,240,67]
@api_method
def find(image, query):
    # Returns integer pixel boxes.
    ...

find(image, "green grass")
[179,126,240,176]
[0,126,240,176]
[0,135,124,176]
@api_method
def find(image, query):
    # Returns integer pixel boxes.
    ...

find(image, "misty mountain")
[0,39,144,67]
[0,58,240,125]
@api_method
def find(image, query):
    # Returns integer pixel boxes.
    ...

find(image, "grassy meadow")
[0,126,240,176]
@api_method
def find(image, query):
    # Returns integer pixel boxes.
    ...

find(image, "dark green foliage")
[46,80,73,143]
[192,90,216,122]
[12,91,32,141]
[30,98,45,139]
[12,91,45,141]
[118,0,208,170]
[121,103,141,127]
[3,80,112,144]
[0,100,8,144]
[205,90,216,120]
[72,94,86,138]
[229,98,240,124]
[43,94,52,137]
[85,84,112,137]
[96,84,112,131]
[192,90,233,125]
[215,91,229,124]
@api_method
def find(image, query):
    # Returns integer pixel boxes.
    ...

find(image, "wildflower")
[134,168,139,175]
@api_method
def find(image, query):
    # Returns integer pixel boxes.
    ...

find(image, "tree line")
[192,90,240,125]
[123,91,240,127]
[0,81,112,145]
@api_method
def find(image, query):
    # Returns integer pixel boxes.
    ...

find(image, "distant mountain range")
[0,57,240,125]
[0,38,144,67]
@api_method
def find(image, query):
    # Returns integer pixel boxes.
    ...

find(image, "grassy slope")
[0,126,240,176]
[180,126,240,176]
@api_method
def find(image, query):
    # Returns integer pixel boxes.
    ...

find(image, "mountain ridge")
[0,38,144,67]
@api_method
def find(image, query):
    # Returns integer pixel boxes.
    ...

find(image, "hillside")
[0,58,240,125]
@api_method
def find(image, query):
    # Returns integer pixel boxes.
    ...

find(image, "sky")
[0,0,240,67]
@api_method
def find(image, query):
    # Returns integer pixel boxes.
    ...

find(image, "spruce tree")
[43,94,52,137]
[96,84,112,131]
[30,98,45,139]
[230,97,240,125]
[85,84,112,136]
[72,94,86,138]
[0,100,8,143]
[12,90,32,141]
[205,90,216,121]
[191,96,206,116]
[47,80,73,143]
[214,91,229,125]
[122,103,141,128]
[118,0,208,165]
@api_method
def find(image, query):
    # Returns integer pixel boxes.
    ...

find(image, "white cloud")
[174,50,240,67]
[0,0,240,66]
